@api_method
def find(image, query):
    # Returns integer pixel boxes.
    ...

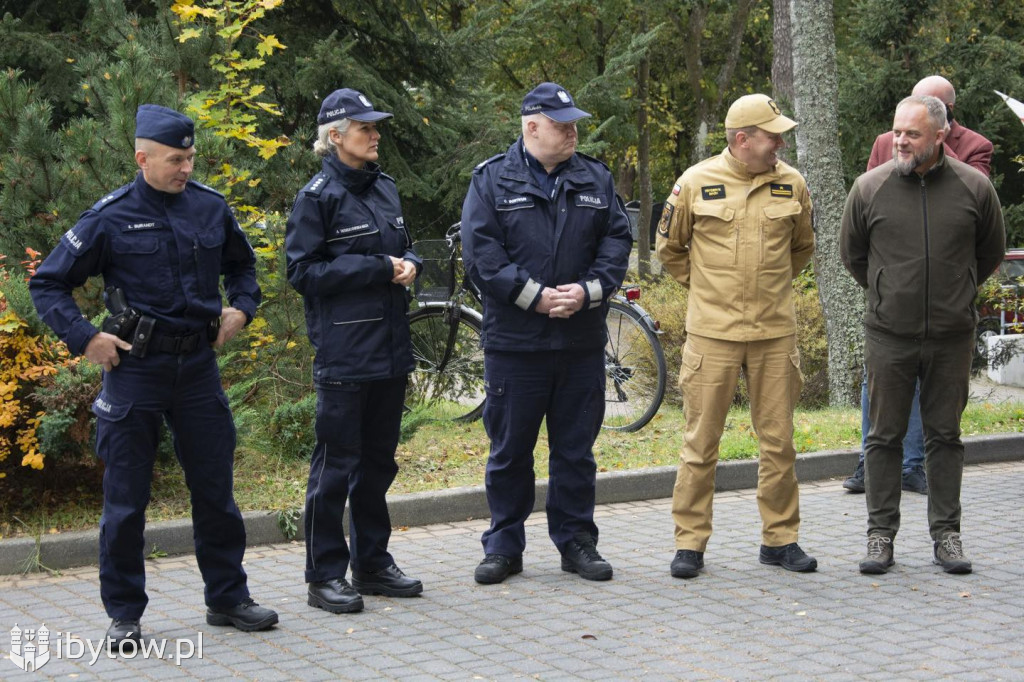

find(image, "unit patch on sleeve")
[770,183,794,198]
[701,185,726,200]
[657,203,675,237]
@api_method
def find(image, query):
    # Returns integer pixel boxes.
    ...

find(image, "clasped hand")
[536,283,586,319]
[390,256,417,287]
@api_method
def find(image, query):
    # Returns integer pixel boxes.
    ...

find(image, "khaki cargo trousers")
[672,333,804,551]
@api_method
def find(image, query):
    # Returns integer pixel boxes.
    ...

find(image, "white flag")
[995,90,1024,126]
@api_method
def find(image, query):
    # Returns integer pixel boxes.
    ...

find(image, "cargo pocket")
[679,345,704,409]
[91,392,133,463]
[788,348,804,403]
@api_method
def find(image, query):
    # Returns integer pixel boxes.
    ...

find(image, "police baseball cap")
[135,104,195,148]
[521,82,592,123]
[724,94,797,133]
[317,88,393,125]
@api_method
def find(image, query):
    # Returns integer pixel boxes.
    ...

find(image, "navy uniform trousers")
[93,345,248,621]
[481,348,605,557]
[304,376,406,583]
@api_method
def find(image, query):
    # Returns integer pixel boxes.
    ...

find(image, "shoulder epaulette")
[90,185,131,211]
[301,172,330,197]
[379,171,397,185]
[473,153,505,173]
[576,151,611,172]
[188,179,226,198]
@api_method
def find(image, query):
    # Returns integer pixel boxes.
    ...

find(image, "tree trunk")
[772,0,795,164]
[636,9,652,277]
[790,0,863,406]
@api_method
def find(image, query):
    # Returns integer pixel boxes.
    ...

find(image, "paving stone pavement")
[2,461,1024,681]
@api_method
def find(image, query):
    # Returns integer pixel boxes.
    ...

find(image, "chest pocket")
[495,196,535,212]
[760,200,802,266]
[692,201,737,269]
[389,219,412,251]
[194,226,226,297]
[573,193,608,210]
[110,233,174,304]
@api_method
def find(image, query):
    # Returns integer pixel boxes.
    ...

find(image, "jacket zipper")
[920,176,929,338]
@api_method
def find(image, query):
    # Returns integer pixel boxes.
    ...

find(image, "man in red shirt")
[867,75,992,176]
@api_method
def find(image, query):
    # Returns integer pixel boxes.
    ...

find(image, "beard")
[893,142,935,176]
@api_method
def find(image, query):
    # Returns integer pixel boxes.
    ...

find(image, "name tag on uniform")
[574,193,608,209]
[123,221,165,232]
[770,183,794,198]
[701,185,726,200]
[496,196,535,211]
[328,223,377,241]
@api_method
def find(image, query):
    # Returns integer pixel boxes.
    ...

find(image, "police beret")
[520,82,591,123]
[317,89,393,125]
[135,104,195,148]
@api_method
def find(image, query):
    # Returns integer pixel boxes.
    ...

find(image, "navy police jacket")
[285,155,420,384]
[29,173,261,356]
[460,138,632,351]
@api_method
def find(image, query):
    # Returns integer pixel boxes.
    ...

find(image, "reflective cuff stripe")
[586,279,603,309]
[515,278,542,310]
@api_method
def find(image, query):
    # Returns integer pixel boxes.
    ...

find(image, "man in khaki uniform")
[656,94,816,579]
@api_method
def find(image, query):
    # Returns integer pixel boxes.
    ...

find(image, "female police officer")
[285,88,422,613]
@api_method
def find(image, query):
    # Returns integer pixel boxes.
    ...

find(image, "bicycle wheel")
[407,305,486,421]
[602,300,667,431]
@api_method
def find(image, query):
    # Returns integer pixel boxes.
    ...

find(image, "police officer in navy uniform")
[286,88,423,614]
[29,105,277,647]
[461,83,632,584]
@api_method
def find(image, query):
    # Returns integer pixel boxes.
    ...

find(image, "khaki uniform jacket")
[656,147,814,342]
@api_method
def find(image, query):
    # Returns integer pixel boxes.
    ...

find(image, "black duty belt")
[149,330,208,355]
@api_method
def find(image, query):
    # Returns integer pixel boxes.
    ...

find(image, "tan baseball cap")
[725,94,797,133]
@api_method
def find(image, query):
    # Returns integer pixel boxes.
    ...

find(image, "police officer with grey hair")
[286,88,423,615]
[30,104,277,648]
[461,82,632,585]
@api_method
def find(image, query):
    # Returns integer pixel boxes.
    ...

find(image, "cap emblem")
[359,95,372,107]
[557,90,571,104]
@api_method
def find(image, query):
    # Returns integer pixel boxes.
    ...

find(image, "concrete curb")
[2,433,1021,575]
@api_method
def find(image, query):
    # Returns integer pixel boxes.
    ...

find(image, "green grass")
[2,400,1023,539]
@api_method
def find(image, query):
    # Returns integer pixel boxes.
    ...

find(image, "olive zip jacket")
[655,147,815,341]
[840,150,1005,339]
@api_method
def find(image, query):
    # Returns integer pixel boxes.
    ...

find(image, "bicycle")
[406,223,666,431]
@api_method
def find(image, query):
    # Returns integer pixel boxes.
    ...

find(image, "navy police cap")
[317,88,393,125]
[135,104,195,149]
[520,82,591,123]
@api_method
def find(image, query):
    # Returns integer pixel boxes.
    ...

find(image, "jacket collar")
[721,146,781,182]
[499,137,593,187]
[133,171,185,204]
[322,155,381,194]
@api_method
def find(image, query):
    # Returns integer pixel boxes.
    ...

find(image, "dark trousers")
[864,329,974,541]
[93,347,248,621]
[480,349,605,556]
[304,376,405,583]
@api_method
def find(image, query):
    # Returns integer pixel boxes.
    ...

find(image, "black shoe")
[933,533,972,574]
[206,597,279,631]
[670,549,704,579]
[474,554,523,584]
[561,533,613,581]
[759,542,818,572]
[902,467,928,495]
[352,564,423,597]
[859,534,895,574]
[308,578,364,613]
[843,460,865,493]
[105,619,141,652]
